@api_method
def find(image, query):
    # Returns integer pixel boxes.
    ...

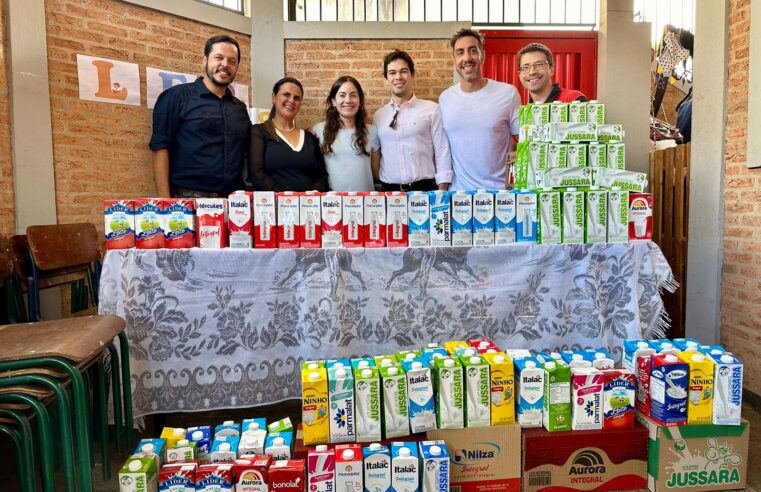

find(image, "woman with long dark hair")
[312,76,380,191]
[249,77,328,191]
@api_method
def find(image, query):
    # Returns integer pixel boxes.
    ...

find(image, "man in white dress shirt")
[373,49,452,191]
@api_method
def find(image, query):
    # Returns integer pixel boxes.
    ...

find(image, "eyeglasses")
[389,109,399,130]
[518,61,551,73]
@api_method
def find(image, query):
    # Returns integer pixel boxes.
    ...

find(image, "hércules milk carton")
[364,191,386,247]
[363,443,391,492]
[390,442,419,492]
[451,191,473,247]
[195,198,227,248]
[472,190,495,246]
[379,364,409,439]
[428,191,451,247]
[328,366,356,443]
[135,198,165,249]
[227,192,253,248]
[408,191,430,247]
[301,367,329,446]
[104,199,135,249]
[494,190,516,244]
[300,191,322,249]
[514,357,544,428]
[710,352,743,425]
[252,191,277,248]
[321,192,343,248]
[342,192,364,248]
[385,192,408,247]
[276,191,300,248]
[308,444,335,492]
[335,444,363,492]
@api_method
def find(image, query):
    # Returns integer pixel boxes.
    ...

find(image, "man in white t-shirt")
[439,28,521,191]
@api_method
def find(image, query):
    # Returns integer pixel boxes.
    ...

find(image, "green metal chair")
[0,413,35,492]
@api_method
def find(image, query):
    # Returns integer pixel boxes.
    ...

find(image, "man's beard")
[205,63,234,87]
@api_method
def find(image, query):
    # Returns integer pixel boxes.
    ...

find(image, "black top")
[149,77,250,195]
[248,124,329,192]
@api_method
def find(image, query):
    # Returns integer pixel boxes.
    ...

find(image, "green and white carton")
[596,168,648,192]
[537,188,561,245]
[597,124,624,143]
[567,142,587,167]
[530,103,550,125]
[544,167,594,189]
[328,366,356,443]
[548,142,568,168]
[585,187,608,243]
[607,143,625,170]
[562,188,585,244]
[607,188,629,243]
[587,101,605,124]
[459,355,491,428]
[569,101,588,122]
[543,361,572,432]
[433,357,464,429]
[529,142,549,188]
[379,364,409,439]
[588,143,608,168]
[354,367,382,442]
[549,102,568,123]
[544,122,598,142]
[519,124,546,142]
[119,457,157,492]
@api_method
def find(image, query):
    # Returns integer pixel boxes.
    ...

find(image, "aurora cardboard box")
[522,423,647,491]
[637,413,749,491]
[427,423,521,492]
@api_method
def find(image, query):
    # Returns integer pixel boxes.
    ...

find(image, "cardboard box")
[427,423,521,492]
[637,413,749,492]
[522,424,647,491]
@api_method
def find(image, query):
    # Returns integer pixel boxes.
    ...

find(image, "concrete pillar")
[251,0,285,107]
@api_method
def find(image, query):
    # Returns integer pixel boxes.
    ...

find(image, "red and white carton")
[385,192,408,247]
[321,192,343,248]
[364,191,386,248]
[196,198,227,248]
[196,463,233,491]
[601,368,636,429]
[232,455,271,492]
[104,199,135,250]
[163,199,196,249]
[307,445,335,492]
[276,192,301,248]
[299,191,322,249]
[159,462,197,491]
[268,459,305,492]
[253,192,277,249]
[334,444,362,492]
[636,352,653,417]
[228,191,253,249]
[135,198,165,249]
[628,193,652,241]
[342,192,364,248]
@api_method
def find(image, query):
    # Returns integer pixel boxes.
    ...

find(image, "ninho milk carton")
[494,190,516,244]
[571,367,603,430]
[390,442,419,492]
[543,361,571,432]
[433,357,464,429]
[408,191,430,247]
[677,352,714,425]
[335,444,363,492]
[364,191,387,247]
[402,359,437,434]
[379,364,409,439]
[232,455,270,492]
[419,441,449,492]
[321,192,343,248]
[363,443,392,492]
[196,198,227,248]
[328,366,356,443]
[451,191,473,247]
[308,444,336,492]
[104,199,135,249]
[300,191,322,248]
[301,367,329,445]
[710,352,743,426]
[649,354,688,426]
[428,190,451,247]
[135,198,165,249]
[228,192,253,248]
[276,192,300,248]
[355,367,382,442]
[472,190,495,246]
[484,352,515,425]
[386,191,408,247]
[602,368,636,428]
[253,191,277,248]
[267,460,305,492]
[342,192,364,247]
[159,462,196,491]
[514,357,544,428]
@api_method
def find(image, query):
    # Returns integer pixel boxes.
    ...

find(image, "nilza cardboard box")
[427,423,521,492]
[522,424,648,492]
[637,413,749,492]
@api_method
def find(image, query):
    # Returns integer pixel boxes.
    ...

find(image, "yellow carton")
[483,352,516,425]
[445,341,468,355]
[160,427,187,449]
[301,367,330,445]
[677,351,714,425]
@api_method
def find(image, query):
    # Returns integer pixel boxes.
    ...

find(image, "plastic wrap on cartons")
[544,167,593,188]
[544,122,597,141]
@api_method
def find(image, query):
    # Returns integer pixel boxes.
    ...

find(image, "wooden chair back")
[26,223,99,272]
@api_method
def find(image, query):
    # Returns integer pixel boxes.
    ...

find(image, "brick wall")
[721,0,759,394]
[0,4,14,237]
[45,0,250,236]
[285,39,453,129]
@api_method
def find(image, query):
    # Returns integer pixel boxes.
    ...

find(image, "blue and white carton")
[186,426,211,463]
[514,357,544,428]
[210,435,239,463]
[391,442,419,492]
[363,443,392,492]
[710,353,743,425]
[428,191,451,247]
[672,337,700,351]
[419,441,449,492]
[515,190,537,242]
[472,190,495,245]
[451,191,473,246]
[649,354,688,425]
[133,438,166,469]
[214,420,240,438]
[407,192,430,247]
[264,431,293,461]
[402,359,437,434]
[494,190,516,244]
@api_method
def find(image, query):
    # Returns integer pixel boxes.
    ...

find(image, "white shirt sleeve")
[430,104,453,185]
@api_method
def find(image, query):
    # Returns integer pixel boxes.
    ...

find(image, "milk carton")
[602,368,636,428]
[135,439,167,469]
[628,193,653,241]
[606,143,625,170]
[351,357,376,371]
[623,339,651,372]
[458,355,490,427]
[419,441,449,492]
[585,187,607,243]
[515,190,537,242]
[195,198,227,248]
[649,354,688,426]
[186,427,211,464]
[597,124,624,143]
[135,198,165,249]
[210,436,239,463]
[571,367,603,430]
[159,462,196,492]
[428,191,451,247]
[104,199,135,249]
[588,143,607,168]
[677,352,714,425]
[483,352,515,425]
[395,351,421,364]
[407,192,430,247]
[195,463,233,492]
[386,192,408,247]
[672,337,700,351]
[494,190,516,244]
[355,367,382,442]
[227,192,253,248]
[214,421,240,438]
[635,350,656,416]
[264,432,292,461]
[241,418,267,434]
[276,192,300,248]
[302,367,330,445]
[514,357,544,428]
[267,417,293,434]
[363,443,392,492]
[342,192,364,248]
[267,460,305,492]
[119,457,158,492]
[711,353,743,425]
[607,188,628,243]
[529,103,550,125]
[432,357,464,429]
[543,361,572,432]
[166,439,197,464]
[161,428,188,449]
[568,101,588,122]
[537,188,561,244]
[402,359,437,434]
[374,355,396,368]
[328,366,356,443]
[567,142,587,168]
[561,188,584,244]
[379,364,409,439]
[548,142,568,168]
[587,101,605,124]
[527,142,549,187]
[300,191,322,248]
[308,444,336,492]
[450,191,473,247]
[549,102,568,123]
[472,190,495,245]
[321,192,343,248]
[237,424,266,457]
[253,191,277,248]
[232,455,270,492]
[364,191,386,247]
[698,345,727,356]
[444,341,468,355]
[335,444,363,492]
[390,442,419,492]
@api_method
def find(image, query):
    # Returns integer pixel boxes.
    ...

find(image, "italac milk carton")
[402,359,437,434]
[354,367,382,442]
[227,192,253,248]
[407,191,430,247]
[494,190,516,244]
[196,463,233,492]
[385,192,408,247]
[561,188,584,244]
[232,455,270,492]
[710,352,743,425]
[119,457,157,492]
[515,190,538,242]
[678,352,715,425]
[159,462,197,492]
[267,460,305,492]
[571,367,603,430]
[459,355,490,427]
[543,361,572,432]
[342,192,364,248]
[328,366,356,443]
[363,443,392,492]
[628,192,653,241]
[537,188,561,244]
[649,354,688,426]
[135,198,165,249]
[607,187,629,243]
[187,426,211,464]
[472,190,495,245]
[299,191,322,248]
[514,357,544,428]
[585,187,607,243]
[196,198,227,248]
[252,191,277,248]
[276,192,300,248]
[104,199,135,249]
[379,364,409,439]
[483,352,515,425]
[364,191,387,247]
[302,367,330,445]
[451,191,473,247]
[335,444,363,492]
[419,441,449,492]
[321,192,343,248]
[264,432,292,461]
[390,442,419,492]
[602,368,636,428]
[308,444,336,492]
[428,191,451,247]
[635,349,656,416]
[432,357,464,429]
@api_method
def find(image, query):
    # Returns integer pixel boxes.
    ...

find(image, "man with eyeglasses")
[372,49,452,192]
[439,28,522,191]
[518,43,588,103]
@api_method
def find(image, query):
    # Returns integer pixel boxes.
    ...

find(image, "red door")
[481,30,598,103]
